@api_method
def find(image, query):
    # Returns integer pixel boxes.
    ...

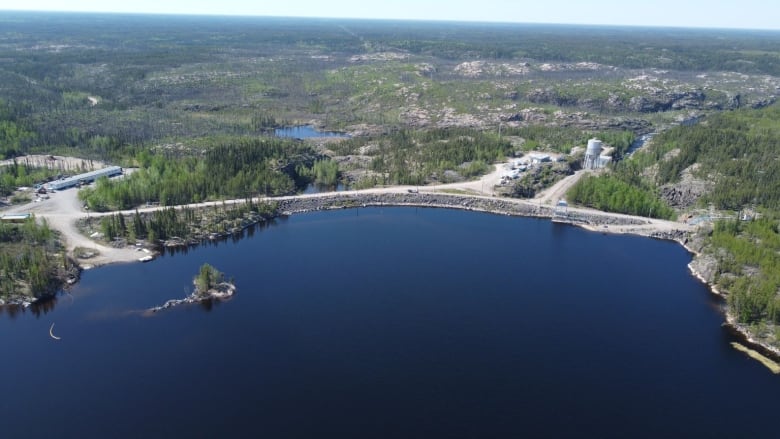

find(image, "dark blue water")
[1,208,777,438]
[274,125,349,139]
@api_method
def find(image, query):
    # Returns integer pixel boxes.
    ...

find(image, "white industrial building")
[45,166,123,191]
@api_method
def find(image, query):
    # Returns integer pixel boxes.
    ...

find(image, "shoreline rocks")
[683,240,780,362]
[147,282,236,314]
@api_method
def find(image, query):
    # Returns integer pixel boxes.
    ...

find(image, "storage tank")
[586,138,603,156]
[584,138,603,170]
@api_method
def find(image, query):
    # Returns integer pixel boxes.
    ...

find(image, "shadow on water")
[160,218,279,258]
[1,294,60,319]
[0,218,278,318]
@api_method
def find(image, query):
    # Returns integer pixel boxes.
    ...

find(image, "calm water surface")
[275,125,349,193]
[274,125,348,139]
[1,208,777,438]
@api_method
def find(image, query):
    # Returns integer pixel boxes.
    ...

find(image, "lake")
[1,207,777,438]
[275,125,350,193]
[274,125,349,139]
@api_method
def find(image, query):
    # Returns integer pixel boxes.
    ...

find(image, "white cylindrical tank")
[586,138,603,156]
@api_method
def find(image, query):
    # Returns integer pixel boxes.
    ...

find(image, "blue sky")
[2,0,779,30]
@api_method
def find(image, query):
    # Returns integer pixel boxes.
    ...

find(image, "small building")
[529,153,551,164]
[595,155,612,168]
[554,200,568,214]
[46,166,123,191]
[1,213,32,223]
[552,200,569,223]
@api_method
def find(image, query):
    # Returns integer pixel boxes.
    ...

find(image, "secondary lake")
[275,125,350,194]
[274,125,348,139]
[1,207,777,438]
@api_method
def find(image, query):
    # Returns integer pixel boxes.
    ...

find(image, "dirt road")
[4,186,140,266]
[535,169,588,205]
[1,157,693,267]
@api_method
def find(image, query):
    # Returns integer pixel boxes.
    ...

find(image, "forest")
[1,10,780,343]
[331,128,513,186]
[0,217,69,301]
[78,137,316,211]
[647,105,780,210]
[712,217,780,330]
[0,12,778,165]
[567,174,675,219]
[93,199,278,245]
[659,105,780,335]
[566,103,780,344]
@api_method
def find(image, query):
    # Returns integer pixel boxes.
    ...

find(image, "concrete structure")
[45,166,122,191]
[554,199,568,215]
[552,199,569,223]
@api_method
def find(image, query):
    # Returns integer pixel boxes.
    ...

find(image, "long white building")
[45,166,123,191]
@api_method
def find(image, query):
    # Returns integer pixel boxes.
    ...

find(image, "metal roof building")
[45,166,123,191]
[1,213,32,223]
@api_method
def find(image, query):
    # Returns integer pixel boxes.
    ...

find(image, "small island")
[148,263,235,313]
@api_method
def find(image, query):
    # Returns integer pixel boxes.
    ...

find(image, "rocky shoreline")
[0,265,80,309]
[11,189,776,369]
[149,192,660,252]
[147,281,236,314]
[274,192,650,228]
[683,240,780,363]
[274,191,780,364]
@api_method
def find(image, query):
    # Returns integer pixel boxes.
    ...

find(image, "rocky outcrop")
[649,229,690,242]
[274,192,654,229]
[750,97,777,109]
[277,192,550,218]
[527,88,710,113]
[453,61,530,78]
[688,253,719,286]
[628,91,706,113]
[527,88,578,106]
[349,52,408,63]
[660,185,706,209]
[659,164,712,209]
[148,282,236,314]
[684,234,780,359]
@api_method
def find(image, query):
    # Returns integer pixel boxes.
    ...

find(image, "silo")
[584,138,603,170]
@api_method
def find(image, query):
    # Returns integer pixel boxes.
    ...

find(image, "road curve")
[2,159,693,267]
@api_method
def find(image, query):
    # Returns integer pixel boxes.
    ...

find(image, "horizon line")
[1,9,779,32]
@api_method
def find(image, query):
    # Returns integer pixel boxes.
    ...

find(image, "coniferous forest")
[1,11,780,349]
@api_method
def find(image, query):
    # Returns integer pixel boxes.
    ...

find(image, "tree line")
[79,137,318,211]
[0,217,68,300]
[332,127,513,186]
[567,174,675,220]
[96,199,278,244]
[712,217,780,326]
[649,104,780,210]
[613,103,780,342]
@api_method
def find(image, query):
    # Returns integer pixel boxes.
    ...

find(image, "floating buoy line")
[49,323,61,340]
